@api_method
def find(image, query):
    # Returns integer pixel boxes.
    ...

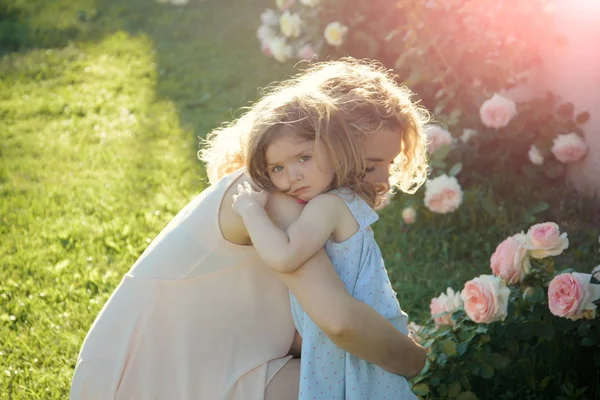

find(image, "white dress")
[290,189,417,400]
[70,169,295,400]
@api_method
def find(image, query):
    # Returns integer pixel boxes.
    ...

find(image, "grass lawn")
[1,0,598,398]
[1,0,291,397]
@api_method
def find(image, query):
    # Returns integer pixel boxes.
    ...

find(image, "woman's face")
[362,128,403,192]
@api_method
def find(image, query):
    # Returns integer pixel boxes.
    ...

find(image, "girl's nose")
[288,166,302,182]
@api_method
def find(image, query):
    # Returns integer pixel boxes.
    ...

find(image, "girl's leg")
[264,358,300,400]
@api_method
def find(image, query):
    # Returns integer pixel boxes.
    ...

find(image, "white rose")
[256,24,276,43]
[424,174,463,214]
[324,21,348,46]
[401,207,417,224]
[551,132,588,164]
[268,37,293,63]
[528,145,544,165]
[260,9,280,26]
[280,11,302,38]
[300,0,320,6]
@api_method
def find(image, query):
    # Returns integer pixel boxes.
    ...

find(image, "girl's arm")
[233,182,342,273]
[265,192,427,378]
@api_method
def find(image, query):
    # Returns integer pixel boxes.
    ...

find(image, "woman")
[70,58,427,400]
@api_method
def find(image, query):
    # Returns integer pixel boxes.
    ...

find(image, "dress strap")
[222,168,247,193]
[328,188,379,230]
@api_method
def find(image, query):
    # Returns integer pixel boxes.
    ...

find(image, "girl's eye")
[365,167,376,173]
[271,165,283,173]
[299,156,311,163]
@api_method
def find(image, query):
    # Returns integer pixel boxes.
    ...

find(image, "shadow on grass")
[1,0,294,170]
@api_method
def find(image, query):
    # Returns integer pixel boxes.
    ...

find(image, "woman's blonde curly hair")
[199,57,429,207]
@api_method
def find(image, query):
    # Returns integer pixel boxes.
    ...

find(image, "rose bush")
[409,223,600,400]
[255,1,598,398]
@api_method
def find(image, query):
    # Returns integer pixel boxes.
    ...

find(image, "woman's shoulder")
[219,171,254,245]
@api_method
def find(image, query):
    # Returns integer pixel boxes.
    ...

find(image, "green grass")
[1,0,599,398]
[0,0,291,397]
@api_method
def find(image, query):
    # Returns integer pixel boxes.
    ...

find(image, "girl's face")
[265,132,335,202]
[362,128,403,192]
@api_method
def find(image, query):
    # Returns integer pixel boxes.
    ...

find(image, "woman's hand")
[232,181,268,215]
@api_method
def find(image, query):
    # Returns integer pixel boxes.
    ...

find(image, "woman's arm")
[265,192,427,378]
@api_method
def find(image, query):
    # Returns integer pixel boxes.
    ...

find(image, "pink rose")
[551,132,588,164]
[424,174,463,214]
[430,287,463,326]
[260,41,272,57]
[296,44,317,60]
[548,272,591,319]
[523,222,569,259]
[425,125,453,153]
[461,275,510,324]
[401,206,416,224]
[490,233,531,284]
[479,93,517,129]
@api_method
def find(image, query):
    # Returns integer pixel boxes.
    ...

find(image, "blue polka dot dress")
[289,189,417,400]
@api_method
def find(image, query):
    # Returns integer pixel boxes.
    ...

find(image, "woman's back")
[71,169,295,400]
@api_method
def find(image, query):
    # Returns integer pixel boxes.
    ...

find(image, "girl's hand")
[232,181,268,215]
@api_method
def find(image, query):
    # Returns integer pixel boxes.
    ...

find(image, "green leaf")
[457,342,469,356]
[448,162,463,177]
[448,381,461,397]
[457,328,475,342]
[448,108,462,126]
[479,363,494,379]
[528,201,549,214]
[534,321,555,341]
[488,353,510,369]
[435,324,452,337]
[412,383,430,396]
[539,376,552,390]
[581,336,598,347]
[456,391,478,400]
[440,339,457,357]
[481,196,497,215]
[432,144,452,161]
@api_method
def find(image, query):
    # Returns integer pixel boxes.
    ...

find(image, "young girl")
[230,60,429,399]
